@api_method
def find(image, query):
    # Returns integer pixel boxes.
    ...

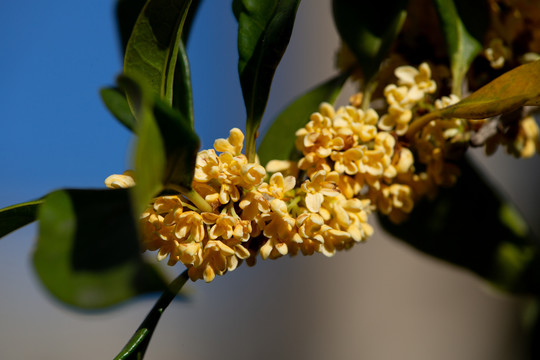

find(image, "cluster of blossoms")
[484,0,540,69]
[105,62,540,282]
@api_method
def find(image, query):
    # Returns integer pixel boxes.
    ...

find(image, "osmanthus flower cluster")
[105,62,540,282]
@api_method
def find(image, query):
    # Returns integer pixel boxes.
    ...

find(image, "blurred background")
[1,1,539,359]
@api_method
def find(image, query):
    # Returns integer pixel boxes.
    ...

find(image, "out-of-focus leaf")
[153,98,200,188]
[118,75,200,214]
[258,72,349,166]
[432,0,486,95]
[378,158,540,294]
[172,41,194,128]
[124,0,192,106]
[118,75,165,214]
[114,271,189,360]
[234,0,301,162]
[332,0,407,84]
[100,87,136,132]
[0,200,42,239]
[34,189,167,309]
[406,60,540,138]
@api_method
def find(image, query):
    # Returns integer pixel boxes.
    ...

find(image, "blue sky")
[0,0,244,209]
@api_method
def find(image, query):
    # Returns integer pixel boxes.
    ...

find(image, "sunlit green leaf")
[234,0,301,162]
[332,0,407,84]
[124,0,192,106]
[100,87,136,132]
[378,158,540,294]
[432,0,486,95]
[406,60,540,138]
[258,72,349,166]
[34,189,167,309]
[440,60,540,119]
[0,199,43,239]
[118,75,200,214]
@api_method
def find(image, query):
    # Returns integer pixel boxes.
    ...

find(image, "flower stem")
[113,270,189,360]
[166,184,212,212]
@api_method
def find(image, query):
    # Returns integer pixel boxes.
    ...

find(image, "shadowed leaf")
[34,189,167,309]
[258,72,349,166]
[100,87,136,132]
[332,0,407,84]
[118,75,199,214]
[379,158,540,294]
[234,0,301,161]
[124,0,192,106]
[432,0,487,95]
[0,200,43,238]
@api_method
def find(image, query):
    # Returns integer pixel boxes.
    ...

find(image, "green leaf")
[332,0,407,84]
[234,0,301,162]
[116,0,201,54]
[181,0,202,46]
[172,40,194,128]
[440,60,540,119]
[432,0,486,95]
[100,87,137,132]
[114,271,188,360]
[34,189,167,309]
[118,75,200,214]
[119,75,165,214]
[378,158,540,294]
[116,0,147,55]
[123,0,192,105]
[258,72,349,167]
[0,200,42,238]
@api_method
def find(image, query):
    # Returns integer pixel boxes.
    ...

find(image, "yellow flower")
[240,163,266,189]
[214,127,245,155]
[484,38,510,69]
[104,170,135,189]
[259,199,297,259]
[301,170,340,212]
[188,240,236,282]
[395,62,437,102]
[194,149,220,182]
[331,146,364,175]
[258,172,296,199]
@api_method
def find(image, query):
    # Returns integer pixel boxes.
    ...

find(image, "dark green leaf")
[116,0,148,55]
[124,0,192,105]
[258,72,349,166]
[100,87,137,132]
[118,75,200,213]
[153,97,200,188]
[378,158,540,294]
[332,0,407,84]
[114,271,188,360]
[181,0,202,46]
[234,0,301,162]
[0,199,42,238]
[432,0,486,95]
[172,41,194,128]
[34,189,167,309]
